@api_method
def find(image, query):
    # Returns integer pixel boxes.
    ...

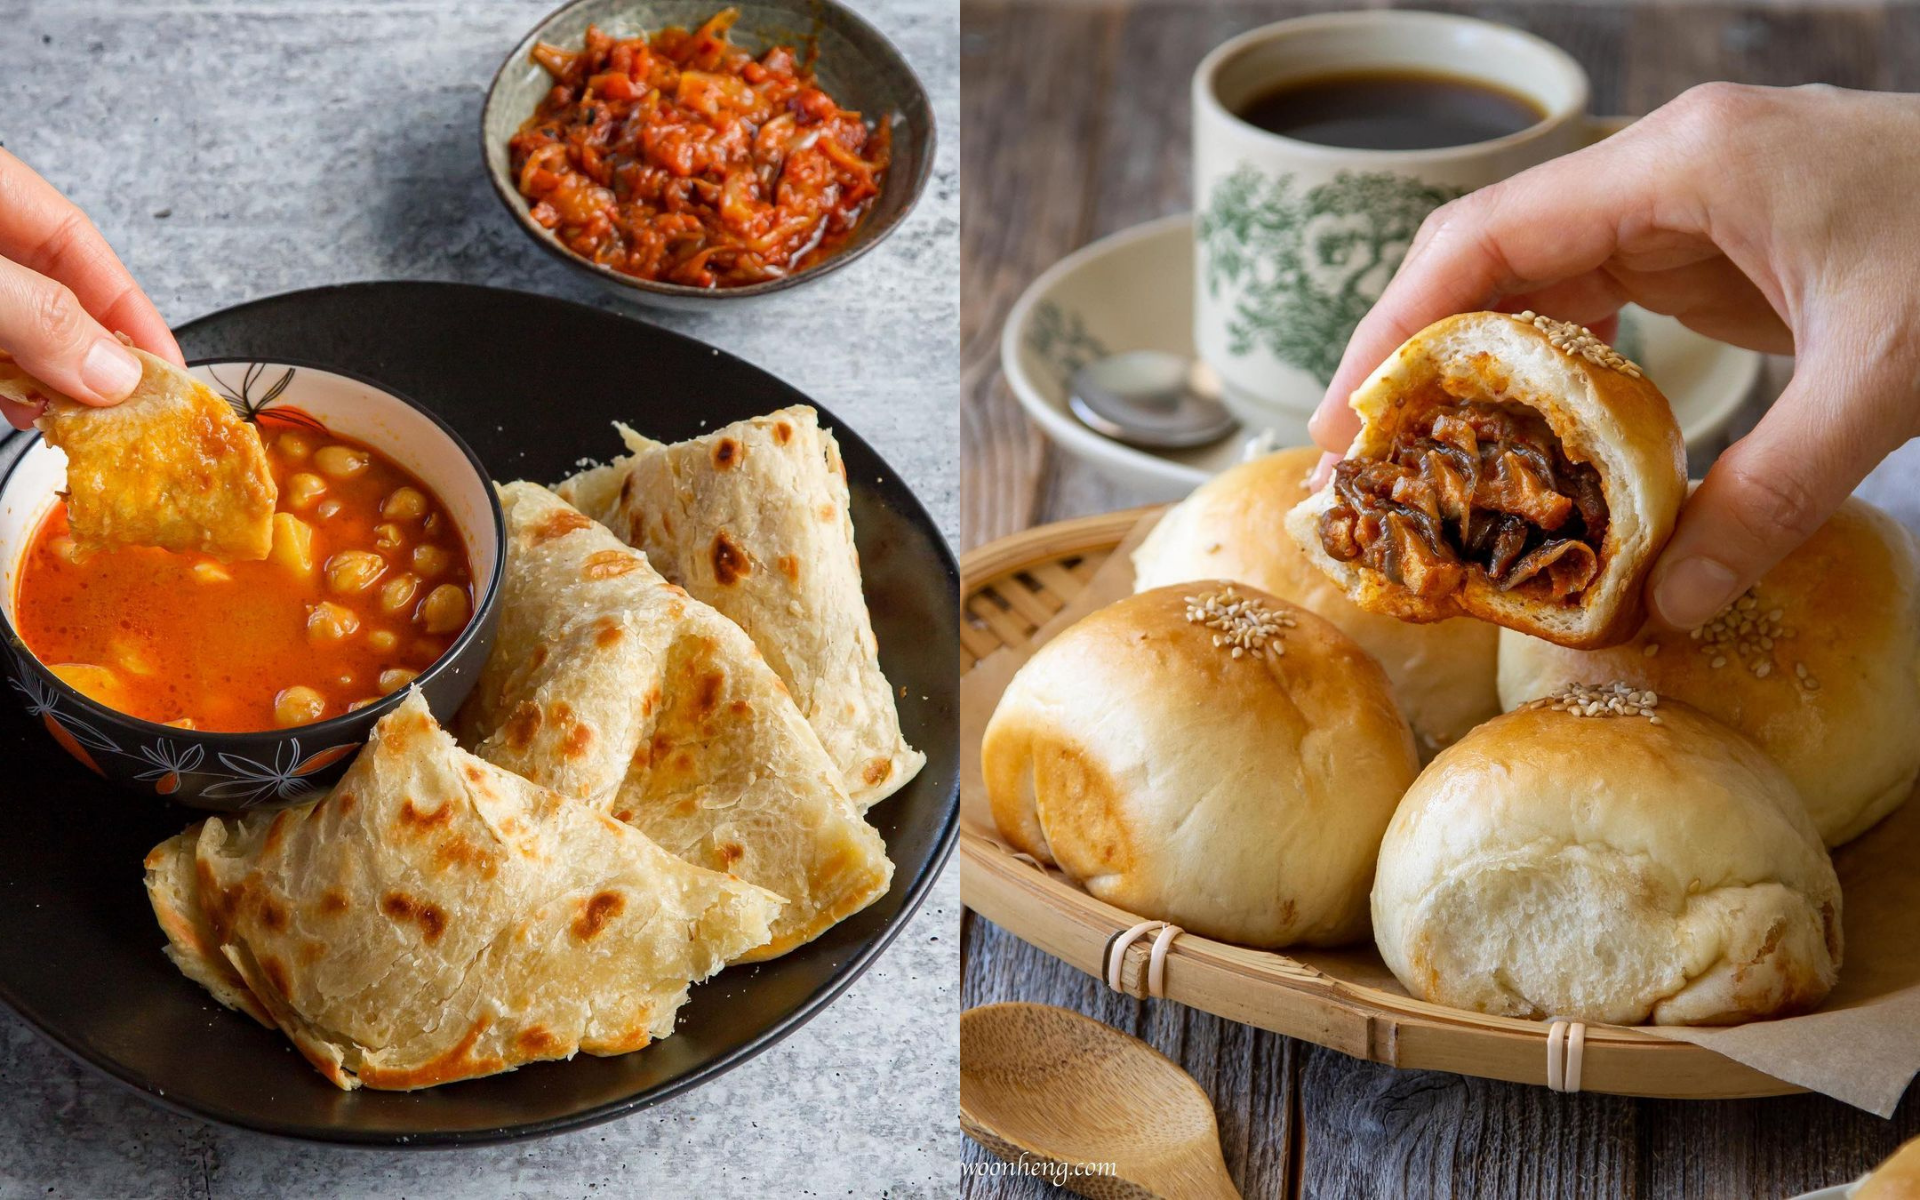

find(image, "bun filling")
[1319,399,1607,603]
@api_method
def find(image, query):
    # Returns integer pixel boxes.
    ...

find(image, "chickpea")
[314,445,371,479]
[419,584,470,634]
[112,638,156,677]
[373,523,407,552]
[367,629,399,653]
[51,663,127,709]
[273,685,326,728]
[325,550,387,595]
[165,717,197,730]
[347,697,380,713]
[382,487,429,520]
[191,561,232,584]
[49,535,83,565]
[317,498,344,520]
[269,513,316,576]
[379,573,420,615]
[285,472,328,509]
[422,512,444,536]
[411,544,452,578]
[278,431,313,460]
[306,600,361,643]
[378,667,418,693]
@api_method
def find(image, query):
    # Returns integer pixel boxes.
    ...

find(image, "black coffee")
[1236,69,1547,150]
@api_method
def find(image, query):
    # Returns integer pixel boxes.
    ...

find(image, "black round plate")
[0,281,957,1146]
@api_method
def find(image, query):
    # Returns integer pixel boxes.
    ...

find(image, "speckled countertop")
[0,1,958,1196]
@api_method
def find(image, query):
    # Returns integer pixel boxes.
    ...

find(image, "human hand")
[0,149,181,429]
[1308,83,1920,630]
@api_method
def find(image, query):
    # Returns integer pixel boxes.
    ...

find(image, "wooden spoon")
[960,1002,1242,1200]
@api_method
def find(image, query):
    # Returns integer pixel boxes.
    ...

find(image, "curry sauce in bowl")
[0,361,502,809]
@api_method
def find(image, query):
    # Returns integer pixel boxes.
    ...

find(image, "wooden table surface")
[958,3,1920,1196]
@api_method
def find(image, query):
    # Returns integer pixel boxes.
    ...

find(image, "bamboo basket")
[959,507,1802,1100]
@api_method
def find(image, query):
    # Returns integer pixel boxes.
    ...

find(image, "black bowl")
[0,361,506,811]
[480,0,936,309]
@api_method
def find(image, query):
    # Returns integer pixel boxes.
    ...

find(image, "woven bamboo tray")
[959,507,1802,1101]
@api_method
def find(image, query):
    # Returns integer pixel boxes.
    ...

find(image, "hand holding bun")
[1288,311,1686,648]
[982,583,1418,948]
[1499,496,1920,847]
[1135,445,1498,759]
[1373,686,1840,1026]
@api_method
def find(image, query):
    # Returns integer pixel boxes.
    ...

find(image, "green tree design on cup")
[1190,13,1600,437]
[1199,167,1464,384]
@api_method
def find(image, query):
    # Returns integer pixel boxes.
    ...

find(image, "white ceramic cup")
[1193,11,1598,433]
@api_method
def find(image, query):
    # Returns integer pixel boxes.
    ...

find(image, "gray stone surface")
[0,1,958,1196]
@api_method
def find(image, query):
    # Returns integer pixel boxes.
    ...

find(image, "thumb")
[1646,343,1915,629]
[0,255,143,414]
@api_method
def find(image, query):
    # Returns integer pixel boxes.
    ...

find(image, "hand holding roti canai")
[0,376,920,1090]
[987,310,1918,1030]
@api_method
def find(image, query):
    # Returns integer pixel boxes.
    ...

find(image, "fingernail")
[80,339,141,401]
[1653,556,1739,629]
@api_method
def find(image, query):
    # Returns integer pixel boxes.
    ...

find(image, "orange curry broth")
[509,9,889,288]
[14,412,475,732]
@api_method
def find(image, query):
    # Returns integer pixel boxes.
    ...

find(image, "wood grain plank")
[960,1,1125,548]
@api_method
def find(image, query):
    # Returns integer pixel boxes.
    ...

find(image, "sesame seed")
[1690,585,1796,679]
[1523,680,1662,722]
[1643,643,1660,658]
[1711,656,1727,669]
[1515,311,1643,378]
[1185,587,1293,660]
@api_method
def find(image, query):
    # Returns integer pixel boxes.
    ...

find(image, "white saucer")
[1002,213,1764,502]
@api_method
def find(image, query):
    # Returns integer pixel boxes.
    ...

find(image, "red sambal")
[509,10,890,289]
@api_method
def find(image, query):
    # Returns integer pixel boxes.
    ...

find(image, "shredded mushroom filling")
[1318,400,1608,603]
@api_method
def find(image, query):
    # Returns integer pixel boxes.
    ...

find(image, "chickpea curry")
[16,413,475,732]
[509,9,889,288]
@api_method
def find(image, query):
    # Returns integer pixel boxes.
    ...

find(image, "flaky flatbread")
[144,692,782,1091]
[459,482,894,960]
[0,348,276,560]
[558,407,923,810]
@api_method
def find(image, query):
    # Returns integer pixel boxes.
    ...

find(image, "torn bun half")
[1287,311,1686,649]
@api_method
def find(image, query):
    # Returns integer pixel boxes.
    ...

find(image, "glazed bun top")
[1134,446,1499,757]
[1372,687,1841,1026]
[1499,496,1920,846]
[981,582,1418,948]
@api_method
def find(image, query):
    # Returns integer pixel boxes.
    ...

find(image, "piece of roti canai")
[0,347,276,561]
[558,407,923,811]
[458,482,893,960]
[143,691,782,1092]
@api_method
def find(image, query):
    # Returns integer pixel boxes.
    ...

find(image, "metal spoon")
[1068,351,1239,450]
[960,1002,1242,1200]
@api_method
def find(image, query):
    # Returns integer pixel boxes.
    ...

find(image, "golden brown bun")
[1858,1135,1920,1199]
[1499,497,1920,847]
[1287,311,1686,649]
[1135,446,1499,759]
[982,583,1419,948]
[1373,692,1841,1026]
